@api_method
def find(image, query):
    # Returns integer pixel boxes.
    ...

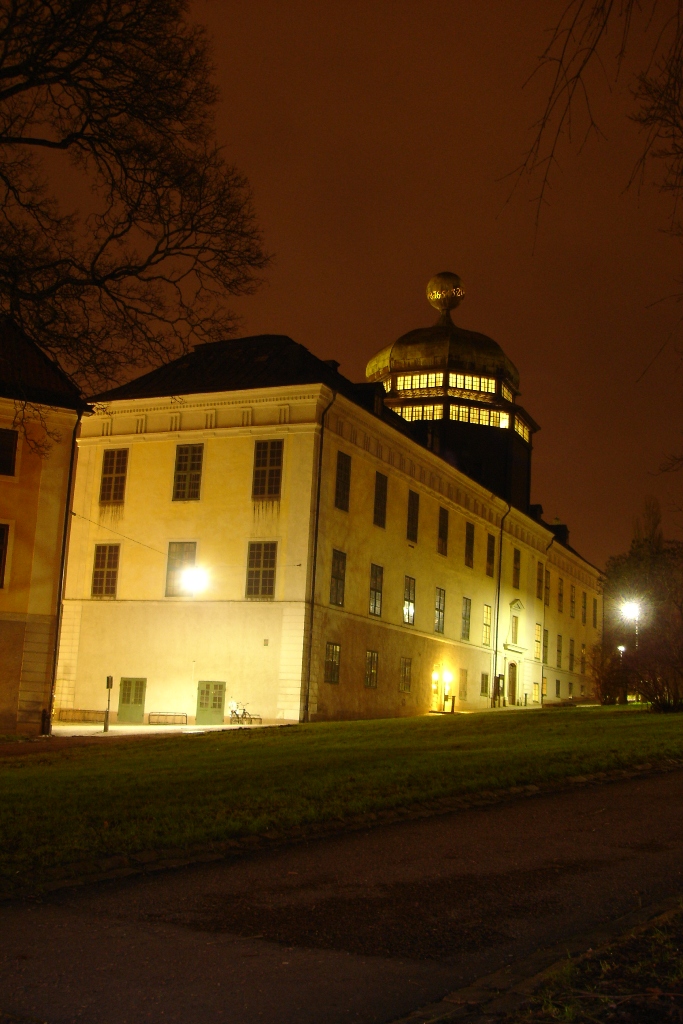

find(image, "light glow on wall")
[180,566,209,594]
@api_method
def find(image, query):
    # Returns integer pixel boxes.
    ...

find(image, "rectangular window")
[330,549,346,606]
[556,634,563,669]
[536,561,544,599]
[403,576,415,625]
[483,603,492,647]
[334,451,351,511]
[365,650,378,688]
[165,541,196,597]
[542,677,548,697]
[252,439,284,498]
[407,490,419,542]
[534,623,542,660]
[568,680,574,697]
[543,628,549,663]
[512,548,521,589]
[569,638,575,671]
[570,584,576,618]
[511,614,519,645]
[0,523,7,588]
[582,591,587,624]
[458,668,468,701]
[324,642,341,683]
[486,534,495,577]
[558,578,564,613]
[399,656,412,693]
[245,541,277,598]
[556,679,561,698]
[593,597,598,628]
[99,449,129,504]
[533,681,540,702]
[92,544,120,597]
[580,644,586,674]
[373,471,388,528]
[369,563,383,616]
[173,444,203,501]
[465,522,474,568]
[480,672,489,696]
[0,428,18,476]
[435,587,445,633]
[437,507,449,555]
[461,596,471,640]
[544,569,550,606]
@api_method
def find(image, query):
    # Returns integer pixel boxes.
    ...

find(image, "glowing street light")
[621,601,640,648]
[181,566,209,595]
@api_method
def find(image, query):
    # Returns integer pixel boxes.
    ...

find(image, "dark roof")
[97,333,416,439]
[97,334,370,405]
[0,319,85,410]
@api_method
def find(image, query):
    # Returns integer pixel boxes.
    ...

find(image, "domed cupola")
[367,273,537,513]
[366,272,520,391]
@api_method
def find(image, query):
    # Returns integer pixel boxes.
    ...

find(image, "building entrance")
[118,678,146,723]
[196,681,226,725]
[508,663,517,706]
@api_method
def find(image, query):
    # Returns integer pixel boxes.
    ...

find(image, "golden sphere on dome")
[426,272,464,314]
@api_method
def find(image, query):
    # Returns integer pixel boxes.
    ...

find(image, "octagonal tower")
[366,273,538,512]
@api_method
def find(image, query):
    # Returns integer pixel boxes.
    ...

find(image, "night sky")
[198,0,682,570]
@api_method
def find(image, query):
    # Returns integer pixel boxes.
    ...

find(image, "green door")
[118,677,147,723]
[196,681,226,725]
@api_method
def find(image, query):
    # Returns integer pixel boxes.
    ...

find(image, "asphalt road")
[1,770,683,1024]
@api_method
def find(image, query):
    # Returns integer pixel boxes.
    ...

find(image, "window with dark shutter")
[461,596,471,640]
[399,656,412,692]
[246,542,277,598]
[543,628,549,663]
[558,578,564,613]
[369,563,383,616]
[434,587,445,633]
[364,650,378,688]
[324,642,341,683]
[544,569,551,606]
[465,522,474,567]
[99,449,129,504]
[512,548,521,588]
[536,561,544,599]
[165,541,196,596]
[373,472,387,528]
[92,544,120,597]
[593,597,598,628]
[0,523,9,588]
[438,507,448,555]
[407,490,419,542]
[334,451,351,511]
[556,634,563,669]
[569,638,575,671]
[173,444,203,501]
[0,429,18,476]
[486,534,495,577]
[252,439,283,498]
[330,549,346,606]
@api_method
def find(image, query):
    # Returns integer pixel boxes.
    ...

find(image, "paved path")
[1,770,682,1024]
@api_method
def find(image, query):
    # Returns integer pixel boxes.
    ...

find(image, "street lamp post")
[621,601,640,649]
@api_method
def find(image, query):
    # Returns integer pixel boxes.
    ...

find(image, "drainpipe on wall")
[45,409,83,736]
[492,501,511,708]
[303,390,337,723]
[541,534,555,708]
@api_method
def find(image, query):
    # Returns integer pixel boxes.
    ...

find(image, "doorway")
[196,680,226,725]
[508,663,517,706]
[118,678,146,724]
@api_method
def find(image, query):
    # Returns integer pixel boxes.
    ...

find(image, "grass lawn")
[517,907,683,1023]
[1,706,683,895]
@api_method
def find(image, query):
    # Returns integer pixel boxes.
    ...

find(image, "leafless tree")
[0,0,268,397]
[524,1,683,227]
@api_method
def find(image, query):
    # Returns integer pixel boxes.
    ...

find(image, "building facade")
[55,285,601,725]
[0,324,84,735]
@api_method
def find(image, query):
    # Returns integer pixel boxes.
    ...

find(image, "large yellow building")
[0,323,84,735]
[56,277,601,724]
